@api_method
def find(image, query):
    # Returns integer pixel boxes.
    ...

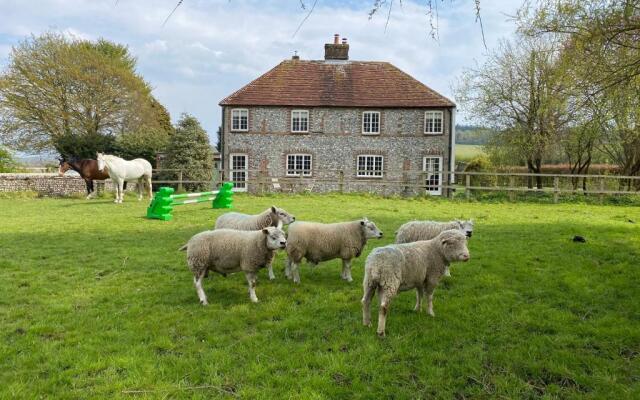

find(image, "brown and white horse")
[58,157,111,199]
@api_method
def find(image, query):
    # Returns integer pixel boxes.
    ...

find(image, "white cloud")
[0,0,520,140]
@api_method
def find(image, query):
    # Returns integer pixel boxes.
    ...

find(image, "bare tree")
[456,36,569,188]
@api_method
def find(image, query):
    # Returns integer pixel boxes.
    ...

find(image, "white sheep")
[395,219,474,277]
[284,218,383,284]
[362,230,470,337]
[214,206,295,280]
[180,227,287,304]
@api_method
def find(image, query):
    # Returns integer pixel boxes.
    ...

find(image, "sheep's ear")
[271,206,277,213]
[262,228,269,235]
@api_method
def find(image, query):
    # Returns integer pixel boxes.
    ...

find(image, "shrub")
[464,156,497,187]
[162,114,213,192]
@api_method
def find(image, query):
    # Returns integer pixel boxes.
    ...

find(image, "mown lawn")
[1,193,639,399]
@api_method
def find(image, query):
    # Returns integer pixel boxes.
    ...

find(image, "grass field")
[455,144,486,162]
[1,193,639,399]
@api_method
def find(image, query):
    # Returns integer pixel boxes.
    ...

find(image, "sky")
[0,0,521,143]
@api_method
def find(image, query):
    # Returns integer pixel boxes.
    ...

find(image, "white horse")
[97,153,153,203]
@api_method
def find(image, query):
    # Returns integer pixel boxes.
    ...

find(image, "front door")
[229,154,248,192]
[423,156,443,195]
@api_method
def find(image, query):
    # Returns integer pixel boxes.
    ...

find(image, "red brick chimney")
[325,34,349,60]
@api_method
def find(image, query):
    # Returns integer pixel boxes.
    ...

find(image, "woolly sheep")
[180,227,287,304]
[284,218,383,284]
[214,206,295,280]
[362,230,470,337]
[395,219,474,277]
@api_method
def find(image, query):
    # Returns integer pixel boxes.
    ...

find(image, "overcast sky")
[0,0,521,142]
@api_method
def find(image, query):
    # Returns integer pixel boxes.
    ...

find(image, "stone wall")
[0,173,137,197]
[222,106,453,195]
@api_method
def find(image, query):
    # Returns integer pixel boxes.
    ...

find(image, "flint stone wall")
[0,173,138,197]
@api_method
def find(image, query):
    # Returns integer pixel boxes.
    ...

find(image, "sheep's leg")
[443,266,451,277]
[284,258,292,279]
[119,180,125,203]
[193,272,208,305]
[245,271,259,303]
[267,262,275,280]
[414,286,425,312]
[341,259,353,282]
[377,287,396,337]
[290,262,301,284]
[146,175,152,198]
[426,281,437,317]
[361,284,376,327]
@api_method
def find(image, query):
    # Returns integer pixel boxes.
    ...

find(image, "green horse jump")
[146,182,234,221]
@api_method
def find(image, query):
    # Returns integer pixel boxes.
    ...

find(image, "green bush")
[0,147,20,172]
[464,156,497,187]
[162,114,213,192]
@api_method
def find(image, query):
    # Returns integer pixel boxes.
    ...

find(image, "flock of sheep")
[180,206,474,337]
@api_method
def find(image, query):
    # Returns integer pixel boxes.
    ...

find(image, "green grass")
[456,144,486,162]
[1,193,639,399]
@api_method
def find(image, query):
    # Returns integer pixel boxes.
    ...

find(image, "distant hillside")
[456,125,496,145]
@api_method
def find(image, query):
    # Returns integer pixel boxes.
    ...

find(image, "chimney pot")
[325,34,349,61]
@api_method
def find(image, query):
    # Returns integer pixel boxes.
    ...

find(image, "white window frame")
[424,110,444,135]
[362,111,381,135]
[286,154,313,177]
[423,156,443,195]
[229,153,248,192]
[291,110,309,133]
[231,109,248,132]
[356,155,384,178]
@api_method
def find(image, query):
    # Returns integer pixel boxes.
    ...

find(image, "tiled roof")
[219,60,455,108]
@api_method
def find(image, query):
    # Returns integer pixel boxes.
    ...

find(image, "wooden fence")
[151,168,640,203]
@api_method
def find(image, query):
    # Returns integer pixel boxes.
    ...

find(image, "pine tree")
[163,114,213,191]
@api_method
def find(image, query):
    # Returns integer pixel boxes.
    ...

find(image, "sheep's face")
[458,219,474,238]
[440,230,470,262]
[96,153,106,171]
[361,218,383,239]
[263,227,287,250]
[271,206,295,225]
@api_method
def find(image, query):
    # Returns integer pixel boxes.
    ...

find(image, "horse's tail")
[178,244,188,251]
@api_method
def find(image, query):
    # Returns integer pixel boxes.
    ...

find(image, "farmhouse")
[219,35,456,195]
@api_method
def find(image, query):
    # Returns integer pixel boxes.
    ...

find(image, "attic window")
[291,110,309,133]
[231,109,248,131]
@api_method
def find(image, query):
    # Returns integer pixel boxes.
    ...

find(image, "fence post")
[465,174,471,200]
[338,170,344,193]
[599,178,605,204]
[212,167,219,190]
[177,170,184,192]
[553,176,559,203]
[509,176,515,201]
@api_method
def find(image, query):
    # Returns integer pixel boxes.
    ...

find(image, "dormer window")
[291,110,309,133]
[362,111,380,135]
[231,109,248,131]
[424,111,443,134]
